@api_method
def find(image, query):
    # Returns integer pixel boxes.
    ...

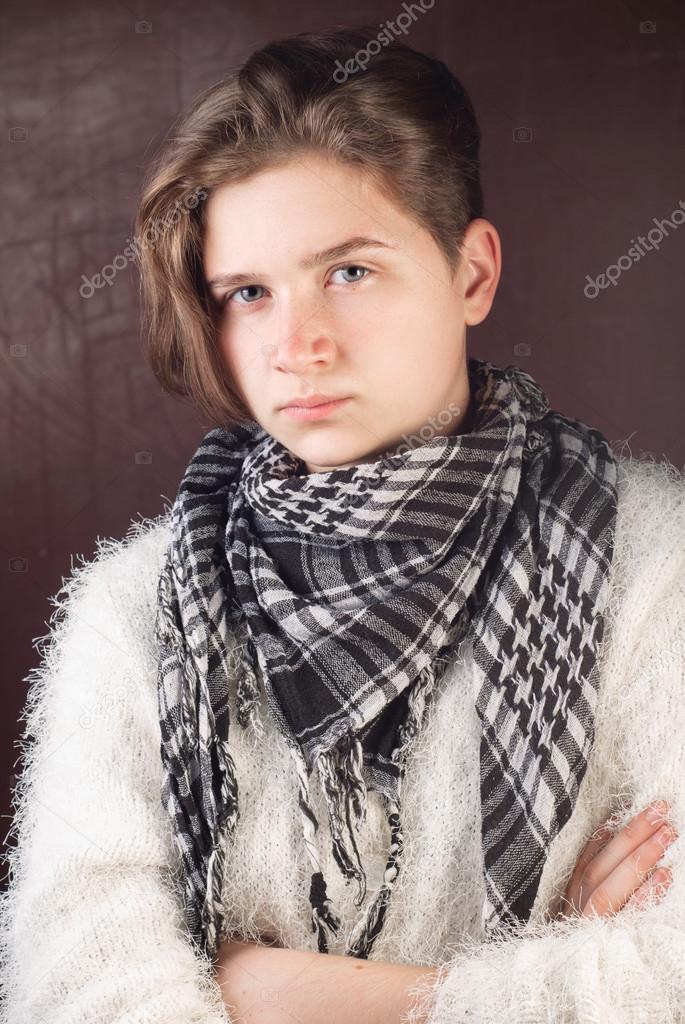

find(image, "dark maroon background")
[2,0,684,876]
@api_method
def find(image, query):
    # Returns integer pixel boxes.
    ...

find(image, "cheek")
[222,336,276,407]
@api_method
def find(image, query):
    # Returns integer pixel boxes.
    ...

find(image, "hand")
[555,801,678,921]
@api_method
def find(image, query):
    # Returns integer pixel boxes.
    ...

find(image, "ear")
[461,218,502,327]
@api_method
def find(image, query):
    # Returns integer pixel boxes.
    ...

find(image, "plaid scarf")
[155,356,618,962]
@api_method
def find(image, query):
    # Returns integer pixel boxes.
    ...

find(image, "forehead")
[206,153,392,216]
[202,154,417,271]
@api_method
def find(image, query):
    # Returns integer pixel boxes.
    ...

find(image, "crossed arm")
[214,936,439,1024]
[213,801,678,1023]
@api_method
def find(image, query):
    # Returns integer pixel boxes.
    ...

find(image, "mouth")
[279,397,352,421]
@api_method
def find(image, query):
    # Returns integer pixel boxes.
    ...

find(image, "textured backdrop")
[2,0,684,871]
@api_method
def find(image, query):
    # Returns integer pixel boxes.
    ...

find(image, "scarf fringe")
[301,657,441,958]
[309,870,343,952]
[289,740,344,952]
[156,555,243,961]
[316,733,369,906]
[233,624,266,740]
[341,661,438,958]
[344,800,403,958]
[157,565,200,750]
[197,603,460,959]
[198,729,241,958]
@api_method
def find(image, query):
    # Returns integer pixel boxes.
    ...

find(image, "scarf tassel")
[309,869,343,953]
[233,625,267,740]
[316,734,369,907]
[342,662,437,958]
[307,661,438,958]
[233,636,441,958]
[344,801,403,958]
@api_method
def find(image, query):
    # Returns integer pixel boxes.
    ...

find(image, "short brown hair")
[133,25,484,428]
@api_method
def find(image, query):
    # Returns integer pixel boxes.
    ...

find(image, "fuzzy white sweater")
[2,452,685,1024]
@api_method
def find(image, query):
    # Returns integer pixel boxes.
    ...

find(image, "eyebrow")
[206,235,396,289]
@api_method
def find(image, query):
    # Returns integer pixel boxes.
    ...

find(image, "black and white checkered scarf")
[155,357,618,962]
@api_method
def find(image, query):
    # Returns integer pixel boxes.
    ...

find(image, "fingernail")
[656,824,678,846]
[646,801,670,823]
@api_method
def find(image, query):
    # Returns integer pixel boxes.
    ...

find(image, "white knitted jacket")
[2,453,685,1024]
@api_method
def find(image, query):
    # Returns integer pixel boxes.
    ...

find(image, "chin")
[292,444,375,472]
[274,423,390,471]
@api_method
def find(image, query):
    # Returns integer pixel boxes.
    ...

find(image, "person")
[1,24,684,1024]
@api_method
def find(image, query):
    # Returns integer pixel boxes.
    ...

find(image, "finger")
[580,806,674,895]
[564,822,616,898]
[560,824,616,918]
[581,826,678,919]
[622,868,672,912]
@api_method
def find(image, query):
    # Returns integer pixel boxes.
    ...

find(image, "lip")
[280,393,344,409]
[280,396,351,421]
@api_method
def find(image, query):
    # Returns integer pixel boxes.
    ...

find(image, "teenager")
[2,26,683,1024]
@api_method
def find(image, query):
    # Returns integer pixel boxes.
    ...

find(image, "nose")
[268,296,335,374]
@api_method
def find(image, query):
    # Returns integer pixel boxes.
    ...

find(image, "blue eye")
[221,263,371,308]
[223,284,265,307]
[330,264,370,284]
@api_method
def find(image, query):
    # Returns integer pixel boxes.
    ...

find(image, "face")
[203,152,501,473]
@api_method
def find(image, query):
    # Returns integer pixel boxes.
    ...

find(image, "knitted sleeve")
[402,462,685,1024]
[0,529,232,1024]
